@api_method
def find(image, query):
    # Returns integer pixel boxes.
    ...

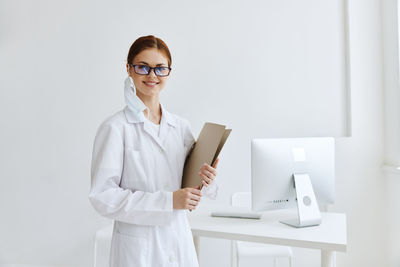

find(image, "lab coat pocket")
[123,147,148,190]
[115,231,148,267]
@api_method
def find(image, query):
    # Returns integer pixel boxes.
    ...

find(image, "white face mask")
[124,76,150,119]
[128,76,136,93]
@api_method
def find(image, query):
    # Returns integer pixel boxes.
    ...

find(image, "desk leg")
[231,240,237,267]
[193,235,200,265]
[321,250,336,267]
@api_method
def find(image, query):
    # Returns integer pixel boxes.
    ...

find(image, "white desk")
[188,207,347,267]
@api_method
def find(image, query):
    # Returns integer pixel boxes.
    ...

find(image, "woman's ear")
[126,63,130,74]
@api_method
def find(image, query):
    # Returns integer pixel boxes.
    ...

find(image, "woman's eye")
[156,67,168,73]
[139,65,149,71]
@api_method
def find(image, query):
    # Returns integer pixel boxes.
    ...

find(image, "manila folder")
[181,122,231,188]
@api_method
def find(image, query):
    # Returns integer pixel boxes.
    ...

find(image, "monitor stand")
[280,173,322,228]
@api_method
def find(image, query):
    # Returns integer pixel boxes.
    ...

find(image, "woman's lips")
[143,81,159,87]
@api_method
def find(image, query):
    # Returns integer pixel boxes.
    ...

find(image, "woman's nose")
[148,69,157,78]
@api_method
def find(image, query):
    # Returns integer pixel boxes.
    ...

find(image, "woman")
[89,35,219,267]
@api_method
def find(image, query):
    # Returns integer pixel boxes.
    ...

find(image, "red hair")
[127,35,172,67]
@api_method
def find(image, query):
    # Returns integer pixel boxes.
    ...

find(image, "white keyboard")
[211,211,262,219]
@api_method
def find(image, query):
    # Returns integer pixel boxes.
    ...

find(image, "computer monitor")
[251,137,335,227]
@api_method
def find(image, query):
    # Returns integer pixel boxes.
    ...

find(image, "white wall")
[330,1,387,266]
[381,0,400,266]
[0,0,391,266]
[382,0,400,168]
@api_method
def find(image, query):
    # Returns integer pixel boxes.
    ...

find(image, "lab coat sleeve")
[89,122,173,226]
[182,119,218,200]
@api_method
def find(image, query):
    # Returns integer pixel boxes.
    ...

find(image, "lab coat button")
[169,256,174,263]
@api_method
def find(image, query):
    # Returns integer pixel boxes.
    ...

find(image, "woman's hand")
[199,158,219,187]
[173,187,202,210]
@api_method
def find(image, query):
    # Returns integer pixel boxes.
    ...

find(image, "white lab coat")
[89,102,218,267]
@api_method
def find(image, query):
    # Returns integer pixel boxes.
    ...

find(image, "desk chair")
[93,222,113,267]
[232,192,294,267]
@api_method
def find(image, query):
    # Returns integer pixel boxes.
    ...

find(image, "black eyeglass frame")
[128,63,172,77]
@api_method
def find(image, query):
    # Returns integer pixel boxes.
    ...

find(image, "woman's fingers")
[188,187,202,196]
[187,199,199,210]
[198,168,216,181]
[189,193,201,201]
[186,188,201,210]
[201,173,212,183]
[212,158,219,168]
[199,173,212,186]
[204,169,216,178]
[196,160,220,189]
[188,199,199,206]
[174,187,203,210]
[200,164,217,176]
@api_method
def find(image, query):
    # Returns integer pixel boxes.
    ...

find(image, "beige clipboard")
[181,122,231,188]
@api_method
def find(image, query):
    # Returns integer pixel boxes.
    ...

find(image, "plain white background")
[0,0,399,266]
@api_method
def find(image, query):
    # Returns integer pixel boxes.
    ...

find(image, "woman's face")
[127,48,170,98]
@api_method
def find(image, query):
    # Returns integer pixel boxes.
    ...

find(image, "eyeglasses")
[129,64,171,77]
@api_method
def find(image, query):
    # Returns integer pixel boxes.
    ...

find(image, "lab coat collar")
[123,76,177,150]
[125,104,176,151]
[159,104,178,128]
[123,104,177,128]
[122,75,177,127]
